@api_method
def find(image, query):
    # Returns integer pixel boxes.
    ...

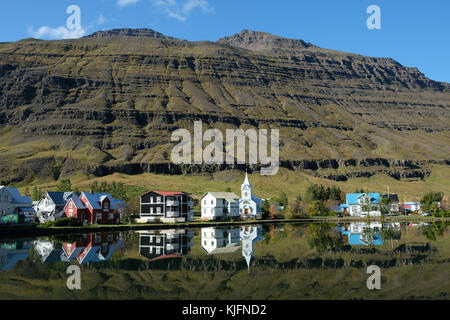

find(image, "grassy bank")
[15,165,450,203]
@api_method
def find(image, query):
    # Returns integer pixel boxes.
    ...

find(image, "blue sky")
[1,0,449,83]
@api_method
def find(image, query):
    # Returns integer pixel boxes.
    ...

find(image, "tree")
[32,186,43,201]
[304,184,343,204]
[225,187,232,192]
[379,197,392,215]
[261,199,270,219]
[278,192,288,209]
[328,186,343,202]
[421,192,443,212]
[360,196,376,216]
[123,196,140,222]
[56,178,72,192]
[288,199,306,217]
[90,181,100,193]
[307,200,331,217]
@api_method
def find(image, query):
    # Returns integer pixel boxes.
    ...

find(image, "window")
[150,197,153,204]
[150,207,153,214]
[104,202,109,209]
[69,202,73,208]
[96,213,102,220]
[204,200,206,205]
[211,200,213,204]
[157,197,161,203]
[108,212,113,219]
[156,207,161,213]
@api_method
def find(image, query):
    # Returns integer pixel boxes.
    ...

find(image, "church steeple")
[241,172,252,200]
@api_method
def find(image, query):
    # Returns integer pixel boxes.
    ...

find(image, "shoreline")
[0,216,448,239]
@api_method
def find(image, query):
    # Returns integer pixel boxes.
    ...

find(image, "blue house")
[345,193,381,216]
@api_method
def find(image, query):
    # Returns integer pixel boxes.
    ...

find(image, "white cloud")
[117,0,140,7]
[155,0,212,22]
[97,14,108,25]
[28,26,87,40]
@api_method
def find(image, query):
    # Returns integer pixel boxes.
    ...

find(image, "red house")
[64,192,120,224]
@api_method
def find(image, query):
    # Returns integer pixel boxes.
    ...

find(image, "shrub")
[308,200,332,217]
[48,217,82,227]
[285,212,307,219]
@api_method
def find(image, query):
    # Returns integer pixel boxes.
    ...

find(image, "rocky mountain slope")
[0,29,448,184]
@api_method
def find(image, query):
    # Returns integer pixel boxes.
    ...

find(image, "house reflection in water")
[341,222,401,246]
[139,229,194,261]
[342,222,383,246]
[201,225,263,269]
[61,232,122,264]
[0,240,33,271]
[201,227,240,254]
[34,240,69,263]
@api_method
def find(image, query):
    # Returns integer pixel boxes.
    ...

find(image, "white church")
[239,172,262,219]
[201,172,262,220]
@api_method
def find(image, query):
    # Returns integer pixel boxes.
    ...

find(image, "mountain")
[0,29,448,184]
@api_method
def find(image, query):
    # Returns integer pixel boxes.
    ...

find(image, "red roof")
[151,191,188,196]
[150,254,181,261]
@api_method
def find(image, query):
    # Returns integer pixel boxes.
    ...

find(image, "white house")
[35,192,80,223]
[239,173,262,219]
[201,192,240,221]
[0,186,35,223]
[345,193,381,217]
[201,227,241,254]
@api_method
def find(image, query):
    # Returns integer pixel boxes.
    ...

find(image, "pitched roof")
[201,192,240,200]
[81,192,115,210]
[346,193,381,204]
[142,190,189,197]
[0,186,32,204]
[71,196,87,209]
[46,192,79,206]
[382,194,399,202]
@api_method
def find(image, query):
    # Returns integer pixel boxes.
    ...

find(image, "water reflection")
[62,233,122,264]
[139,229,194,261]
[0,222,448,299]
[0,240,33,271]
[34,240,69,263]
[201,225,263,269]
[201,227,240,255]
[340,222,401,246]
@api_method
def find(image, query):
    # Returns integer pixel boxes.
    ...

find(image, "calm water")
[0,222,448,300]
